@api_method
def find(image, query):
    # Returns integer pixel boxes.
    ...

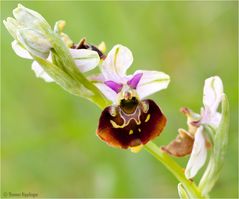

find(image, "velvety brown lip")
[161,129,194,157]
[96,99,167,149]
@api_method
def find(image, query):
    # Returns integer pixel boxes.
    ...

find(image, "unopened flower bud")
[13,4,51,31]
[54,20,73,47]
[17,28,52,58]
[54,20,66,33]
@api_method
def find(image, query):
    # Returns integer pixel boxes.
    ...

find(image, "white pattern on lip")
[110,103,142,129]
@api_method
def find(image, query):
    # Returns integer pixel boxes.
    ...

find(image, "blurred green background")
[1,1,238,198]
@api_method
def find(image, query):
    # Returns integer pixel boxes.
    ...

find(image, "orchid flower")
[92,45,170,149]
[162,76,224,179]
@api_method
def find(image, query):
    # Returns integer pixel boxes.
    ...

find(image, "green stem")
[144,141,205,199]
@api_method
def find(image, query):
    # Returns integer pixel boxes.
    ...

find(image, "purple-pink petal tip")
[127,73,143,89]
[104,80,123,93]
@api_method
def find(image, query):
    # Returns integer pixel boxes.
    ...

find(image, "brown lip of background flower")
[161,107,198,157]
[161,128,194,157]
[96,99,167,149]
[161,106,212,157]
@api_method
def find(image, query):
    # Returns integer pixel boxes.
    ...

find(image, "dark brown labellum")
[96,99,167,149]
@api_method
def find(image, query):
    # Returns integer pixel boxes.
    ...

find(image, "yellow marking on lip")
[110,120,128,129]
[145,114,151,122]
[130,145,143,153]
[110,120,126,128]
[129,130,133,135]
